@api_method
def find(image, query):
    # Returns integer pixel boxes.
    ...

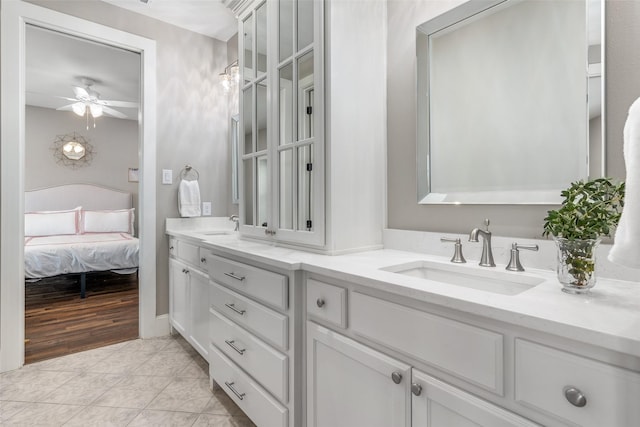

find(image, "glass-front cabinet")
[239,0,324,247]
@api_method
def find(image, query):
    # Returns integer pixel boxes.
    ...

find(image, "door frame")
[1,0,159,372]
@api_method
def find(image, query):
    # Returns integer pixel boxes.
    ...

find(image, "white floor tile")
[0,335,251,426]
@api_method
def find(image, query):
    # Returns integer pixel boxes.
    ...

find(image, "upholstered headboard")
[25,184,132,212]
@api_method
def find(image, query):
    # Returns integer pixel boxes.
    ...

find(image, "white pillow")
[25,207,81,237]
[82,208,135,235]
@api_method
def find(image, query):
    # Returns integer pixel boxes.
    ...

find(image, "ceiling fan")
[56,78,138,127]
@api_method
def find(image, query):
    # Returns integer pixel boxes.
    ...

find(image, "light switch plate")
[162,169,172,185]
[202,202,212,216]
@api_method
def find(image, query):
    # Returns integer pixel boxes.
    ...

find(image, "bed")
[24,184,139,298]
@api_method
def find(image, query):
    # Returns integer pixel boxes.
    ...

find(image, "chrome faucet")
[469,219,495,267]
[229,214,239,231]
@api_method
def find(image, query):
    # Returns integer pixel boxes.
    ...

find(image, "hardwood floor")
[25,271,139,364]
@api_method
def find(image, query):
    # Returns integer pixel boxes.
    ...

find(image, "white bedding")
[24,233,139,279]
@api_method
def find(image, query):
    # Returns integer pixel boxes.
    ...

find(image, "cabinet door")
[239,0,325,247]
[169,258,189,337]
[411,370,540,427]
[188,268,209,359]
[240,1,271,239]
[273,0,324,247]
[307,322,410,427]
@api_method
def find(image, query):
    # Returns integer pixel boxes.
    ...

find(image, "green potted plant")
[543,177,625,293]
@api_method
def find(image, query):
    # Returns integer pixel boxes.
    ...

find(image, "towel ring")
[180,165,200,181]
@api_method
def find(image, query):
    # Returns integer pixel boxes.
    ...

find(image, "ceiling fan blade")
[100,100,139,109]
[54,96,80,102]
[73,86,90,100]
[56,103,76,111]
[102,106,128,119]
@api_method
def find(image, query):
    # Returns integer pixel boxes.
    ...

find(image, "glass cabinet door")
[239,0,323,246]
[240,1,268,232]
[274,0,323,244]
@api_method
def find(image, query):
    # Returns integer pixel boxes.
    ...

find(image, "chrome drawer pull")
[224,303,246,316]
[225,339,246,355]
[316,298,325,308]
[564,386,587,407]
[224,272,246,281]
[411,383,422,396]
[391,371,403,384]
[225,381,246,400]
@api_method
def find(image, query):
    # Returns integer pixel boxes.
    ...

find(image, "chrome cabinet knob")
[201,257,207,263]
[391,371,403,384]
[563,386,587,407]
[316,298,325,308]
[411,383,422,396]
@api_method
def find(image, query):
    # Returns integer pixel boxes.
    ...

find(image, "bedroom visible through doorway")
[23,24,142,363]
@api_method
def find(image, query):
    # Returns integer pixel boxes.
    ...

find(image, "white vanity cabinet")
[305,277,564,427]
[307,322,411,427]
[205,252,297,427]
[168,239,210,359]
[411,371,539,427]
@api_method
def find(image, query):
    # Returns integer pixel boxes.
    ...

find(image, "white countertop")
[166,222,640,358]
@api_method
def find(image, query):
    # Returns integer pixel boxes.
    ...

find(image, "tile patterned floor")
[0,335,257,426]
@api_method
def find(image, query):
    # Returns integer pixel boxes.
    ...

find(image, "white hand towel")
[178,179,202,218]
[609,97,640,269]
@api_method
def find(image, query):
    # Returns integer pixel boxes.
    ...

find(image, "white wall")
[25,0,232,314]
[387,0,640,238]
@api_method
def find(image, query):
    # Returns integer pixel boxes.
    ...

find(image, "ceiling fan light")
[90,104,103,118]
[72,102,86,116]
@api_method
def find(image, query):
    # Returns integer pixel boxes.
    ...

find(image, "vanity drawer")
[210,282,288,351]
[209,344,288,427]
[351,291,503,394]
[207,253,288,310]
[210,308,288,402]
[306,279,347,328]
[176,240,200,267]
[515,339,640,426]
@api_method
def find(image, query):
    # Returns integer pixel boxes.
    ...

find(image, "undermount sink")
[381,260,544,296]
[199,230,232,236]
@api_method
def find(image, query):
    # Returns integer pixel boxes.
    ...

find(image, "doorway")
[1,1,159,372]
[23,23,142,363]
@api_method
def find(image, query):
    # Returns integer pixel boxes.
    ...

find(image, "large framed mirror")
[417,0,604,205]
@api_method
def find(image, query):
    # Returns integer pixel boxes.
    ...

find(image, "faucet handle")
[505,243,539,272]
[483,218,491,231]
[440,237,466,263]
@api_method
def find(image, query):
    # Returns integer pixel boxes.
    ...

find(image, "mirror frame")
[416,0,605,205]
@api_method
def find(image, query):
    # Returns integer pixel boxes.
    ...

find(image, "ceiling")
[25,1,237,121]
[26,25,141,121]
[101,0,238,41]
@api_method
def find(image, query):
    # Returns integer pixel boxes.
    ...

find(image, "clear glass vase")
[553,237,601,294]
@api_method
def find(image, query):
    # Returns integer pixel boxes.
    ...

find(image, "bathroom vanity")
[167,221,640,427]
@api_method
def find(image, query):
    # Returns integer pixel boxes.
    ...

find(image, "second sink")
[381,260,543,296]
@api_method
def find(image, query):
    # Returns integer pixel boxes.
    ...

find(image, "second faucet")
[469,219,495,267]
